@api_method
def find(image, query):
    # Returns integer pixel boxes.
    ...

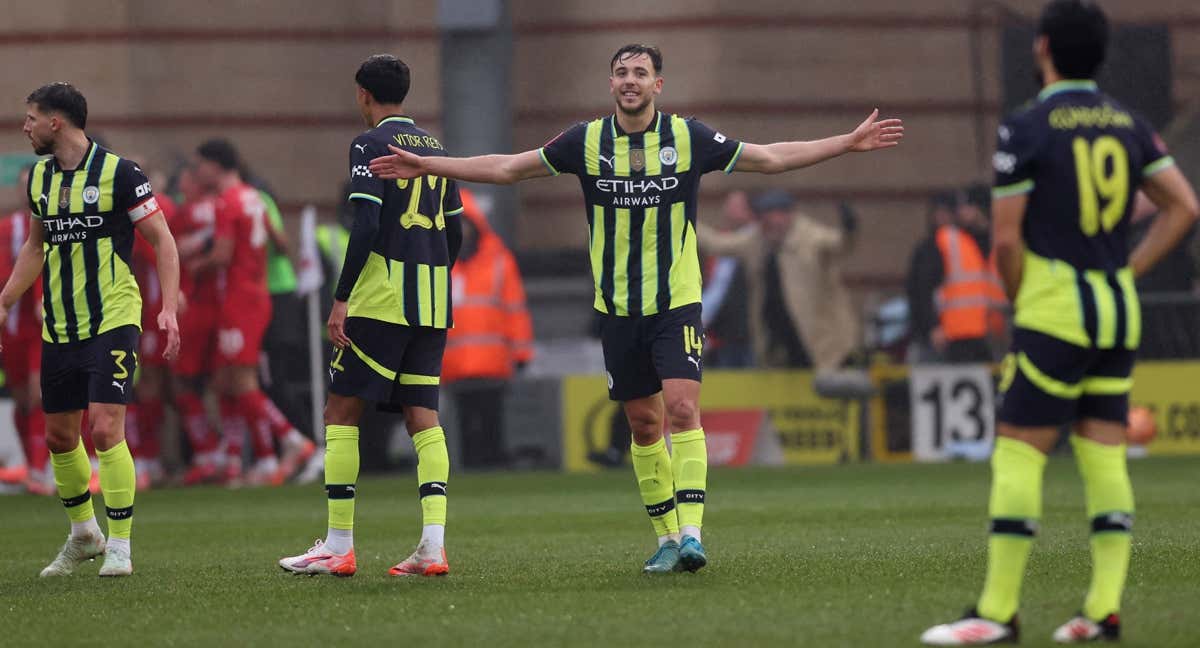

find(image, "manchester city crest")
[630,149,646,172]
[83,186,100,204]
[659,146,678,166]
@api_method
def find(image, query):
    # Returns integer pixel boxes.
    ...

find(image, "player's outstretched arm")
[1133,165,1200,277]
[733,109,903,174]
[136,212,182,361]
[368,148,551,185]
[0,219,46,350]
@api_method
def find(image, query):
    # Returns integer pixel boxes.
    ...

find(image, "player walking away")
[369,44,903,573]
[279,54,464,577]
[920,2,1199,644]
[1,82,181,576]
[191,140,313,486]
[172,165,226,484]
[0,164,52,495]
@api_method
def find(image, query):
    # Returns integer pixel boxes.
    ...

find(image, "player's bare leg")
[623,393,681,573]
[388,405,451,577]
[1051,419,1130,643]
[279,393,363,576]
[660,378,707,572]
[922,424,1056,644]
[39,411,106,576]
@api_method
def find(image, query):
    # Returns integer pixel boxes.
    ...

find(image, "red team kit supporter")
[0,165,49,493]
[192,139,312,485]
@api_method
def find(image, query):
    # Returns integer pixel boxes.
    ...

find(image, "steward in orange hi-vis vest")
[442,190,533,383]
[935,224,1007,341]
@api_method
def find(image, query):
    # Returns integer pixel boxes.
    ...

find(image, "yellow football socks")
[413,427,449,526]
[52,439,95,524]
[631,437,679,539]
[670,429,707,537]
[324,425,360,530]
[96,440,136,539]
[978,436,1046,622]
[1072,435,1135,621]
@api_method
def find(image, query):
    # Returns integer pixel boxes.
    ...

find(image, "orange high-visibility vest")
[442,190,534,383]
[935,225,1008,341]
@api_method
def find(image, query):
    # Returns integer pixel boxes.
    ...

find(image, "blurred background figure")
[906,190,959,363]
[698,189,860,371]
[906,185,1007,364]
[700,190,754,368]
[443,189,533,470]
[127,161,178,489]
[0,164,50,494]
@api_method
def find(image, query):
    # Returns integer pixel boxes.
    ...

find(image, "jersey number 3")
[1072,135,1129,236]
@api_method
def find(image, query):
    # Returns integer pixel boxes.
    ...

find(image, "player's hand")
[848,109,904,152]
[327,300,351,349]
[368,146,426,180]
[158,309,181,362]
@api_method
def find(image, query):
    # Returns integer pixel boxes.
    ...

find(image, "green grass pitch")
[3,457,1197,647]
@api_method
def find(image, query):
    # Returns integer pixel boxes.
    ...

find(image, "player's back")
[346,117,462,328]
[997,81,1170,272]
[216,182,269,297]
[994,80,1174,349]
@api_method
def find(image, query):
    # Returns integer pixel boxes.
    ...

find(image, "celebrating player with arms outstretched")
[369,44,902,573]
[3,82,181,577]
[920,2,1199,644]
[279,54,464,577]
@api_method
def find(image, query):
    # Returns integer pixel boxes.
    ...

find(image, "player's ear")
[653,75,663,95]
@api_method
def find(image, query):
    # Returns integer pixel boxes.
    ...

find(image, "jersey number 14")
[1072,135,1129,236]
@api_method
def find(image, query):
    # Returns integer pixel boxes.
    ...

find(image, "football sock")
[324,425,360,542]
[978,436,1046,622]
[420,524,445,550]
[671,428,707,540]
[21,409,49,470]
[177,392,219,455]
[237,391,277,459]
[97,440,136,539]
[136,399,164,459]
[1071,435,1135,621]
[413,427,449,532]
[52,439,96,527]
[324,528,353,555]
[220,396,245,463]
[631,437,680,541]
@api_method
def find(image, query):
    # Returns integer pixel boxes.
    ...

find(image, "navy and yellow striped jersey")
[26,140,157,343]
[345,116,464,329]
[992,80,1174,349]
[539,112,744,317]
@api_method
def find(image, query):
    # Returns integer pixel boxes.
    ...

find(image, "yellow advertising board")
[1130,361,1200,455]
[561,370,860,473]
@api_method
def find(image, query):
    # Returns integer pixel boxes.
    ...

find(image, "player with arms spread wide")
[369,44,903,573]
[920,2,1199,644]
[279,54,464,577]
[2,83,181,577]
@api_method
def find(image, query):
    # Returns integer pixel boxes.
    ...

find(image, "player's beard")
[616,95,653,117]
[30,136,53,156]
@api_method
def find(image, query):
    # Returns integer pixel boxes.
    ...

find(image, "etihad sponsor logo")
[595,177,679,193]
[43,214,105,243]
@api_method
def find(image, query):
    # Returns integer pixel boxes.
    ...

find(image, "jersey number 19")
[1072,135,1129,236]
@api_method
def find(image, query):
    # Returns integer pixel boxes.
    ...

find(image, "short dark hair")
[355,54,411,104]
[196,138,241,171]
[26,82,88,129]
[611,44,663,75]
[1037,0,1108,79]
